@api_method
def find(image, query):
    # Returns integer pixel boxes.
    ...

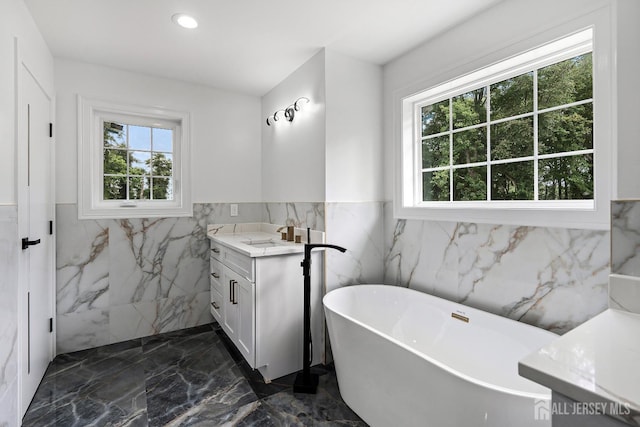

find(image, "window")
[79,97,191,219]
[103,121,175,202]
[397,28,612,229]
[420,53,593,204]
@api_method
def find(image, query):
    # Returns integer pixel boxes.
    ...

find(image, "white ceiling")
[24,0,503,96]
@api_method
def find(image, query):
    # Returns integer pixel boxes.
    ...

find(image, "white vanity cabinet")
[208,236,324,383]
[210,241,255,364]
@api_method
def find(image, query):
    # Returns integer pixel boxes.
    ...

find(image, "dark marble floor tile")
[23,347,147,427]
[146,366,257,426]
[200,371,366,427]
[22,323,365,427]
[236,361,294,400]
[141,324,214,349]
[258,372,367,426]
[143,330,227,371]
[179,400,273,426]
[142,332,235,380]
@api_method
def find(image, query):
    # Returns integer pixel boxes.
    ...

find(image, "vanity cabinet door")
[223,268,238,338]
[223,267,256,365]
[235,275,255,362]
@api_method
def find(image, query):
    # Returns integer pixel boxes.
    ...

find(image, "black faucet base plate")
[293,372,319,394]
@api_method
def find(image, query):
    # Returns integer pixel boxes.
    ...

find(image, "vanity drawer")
[210,288,223,322]
[210,257,224,295]
[222,247,254,282]
[210,241,224,262]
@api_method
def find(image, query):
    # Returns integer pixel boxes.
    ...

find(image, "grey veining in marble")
[612,200,640,277]
[56,308,110,354]
[56,204,110,315]
[263,202,325,231]
[56,195,611,355]
[193,202,263,228]
[57,203,262,353]
[108,216,209,305]
[208,373,366,426]
[23,324,363,427]
[0,206,18,427]
[383,202,610,334]
[325,202,385,294]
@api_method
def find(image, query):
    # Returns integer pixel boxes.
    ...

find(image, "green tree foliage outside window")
[103,122,174,201]
[420,53,593,202]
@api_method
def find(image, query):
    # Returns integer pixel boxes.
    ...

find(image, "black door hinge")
[49,318,53,333]
[49,123,53,138]
[49,220,53,235]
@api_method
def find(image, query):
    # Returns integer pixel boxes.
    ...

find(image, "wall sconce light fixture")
[266,97,310,126]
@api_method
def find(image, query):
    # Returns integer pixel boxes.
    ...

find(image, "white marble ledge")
[206,223,324,258]
[519,309,640,425]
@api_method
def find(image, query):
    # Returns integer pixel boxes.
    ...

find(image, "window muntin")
[418,52,593,203]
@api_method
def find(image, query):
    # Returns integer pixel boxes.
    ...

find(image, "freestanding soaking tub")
[323,285,557,427]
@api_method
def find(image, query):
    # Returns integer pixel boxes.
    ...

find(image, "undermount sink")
[241,239,285,248]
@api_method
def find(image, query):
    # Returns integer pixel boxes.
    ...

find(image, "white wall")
[261,50,326,202]
[325,51,383,202]
[0,0,54,204]
[55,59,262,204]
[383,0,615,201]
[614,0,640,199]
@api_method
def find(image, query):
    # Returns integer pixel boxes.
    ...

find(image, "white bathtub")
[323,285,557,427]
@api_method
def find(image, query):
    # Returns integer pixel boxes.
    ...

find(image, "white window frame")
[78,96,192,219]
[395,26,614,230]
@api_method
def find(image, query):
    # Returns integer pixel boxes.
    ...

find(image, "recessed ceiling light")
[172,13,198,29]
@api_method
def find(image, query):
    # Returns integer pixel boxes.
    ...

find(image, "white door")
[18,63,54,417]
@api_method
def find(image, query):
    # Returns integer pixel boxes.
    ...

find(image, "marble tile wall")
[57,198,613,353]
[611,201,640,276]
[610,200,640,314]
[263,202,326,231]
[324,202,384,294]
[260,201,385,292]
[0,206,18,426]
[55,203,262,354]
[383,202,610,334]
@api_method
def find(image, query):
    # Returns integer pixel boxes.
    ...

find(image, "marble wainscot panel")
[0,206,18,426]
[263,202,325,231]
[325,202,384,294]
[383,203,610,334]
[108,215,212,343]
[56,204,110,315]
[384,207,459,301]
[193,202,263,228]
[609,274,640,314]
[57,203,262,353]
[611,200,640,276]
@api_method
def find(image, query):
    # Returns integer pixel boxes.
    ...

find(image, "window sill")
[77,204,193,220]
[393,202,609,230]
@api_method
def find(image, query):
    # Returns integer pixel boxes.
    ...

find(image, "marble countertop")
[206,223,323,258]
[519,309,640,425]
